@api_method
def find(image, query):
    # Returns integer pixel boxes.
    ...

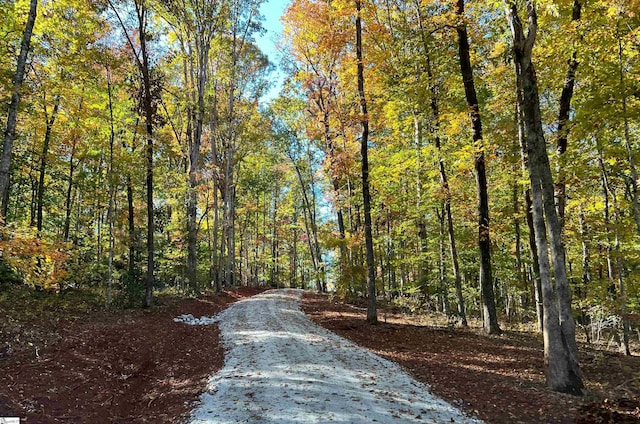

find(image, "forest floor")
[0,285,266,423]
[302,292,640,424]
[1,286,639,423]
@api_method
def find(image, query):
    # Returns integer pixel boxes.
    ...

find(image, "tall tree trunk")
[555,0,582,225]
[186,32,212,293]
[507,1,584,394]
[517,88,543,331]
[0,0,38,219]
[36,97,61,232]
[211,172,221,291]
[271,178,279,286]
[356,0,377,324]
[106,66,116,307]
[209,87,222,291]
[455,0,499,334]
[185,53,199,293]
[224,80,236,288]
[111,0,155,305]
[136,1,155,308]
[515,72,544,331]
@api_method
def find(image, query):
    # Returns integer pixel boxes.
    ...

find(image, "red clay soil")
[302,292,640,424]
[0,287,265,423]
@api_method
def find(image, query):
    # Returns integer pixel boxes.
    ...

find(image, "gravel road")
[185,289,481,423]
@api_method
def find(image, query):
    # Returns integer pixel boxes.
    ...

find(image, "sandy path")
[187,289,480,423]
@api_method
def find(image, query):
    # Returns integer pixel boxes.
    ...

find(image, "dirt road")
[183,289,480,423]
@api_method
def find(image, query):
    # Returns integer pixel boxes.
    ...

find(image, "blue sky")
[256,0,290,102]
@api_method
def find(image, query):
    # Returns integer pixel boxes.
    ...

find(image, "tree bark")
[356,0,377,324]
[507,0,584,394]
[0,0,38,219]
[455,0,499,334]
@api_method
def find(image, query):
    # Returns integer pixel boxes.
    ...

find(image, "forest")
[1,0,640,402]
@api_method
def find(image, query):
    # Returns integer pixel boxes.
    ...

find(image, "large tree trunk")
[356,0,377,324]
[507,1,583,395]
[455,0,500,334]
[0,0,38,219]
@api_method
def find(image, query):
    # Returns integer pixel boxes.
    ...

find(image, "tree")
[163,0,223,293]
[554,0,582,225]
[355,0,377,323]
[455,0,500,334]
[282,0,351,286]
[0,0,38,219]
[506,0,584,395]
[109,0,158,307]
